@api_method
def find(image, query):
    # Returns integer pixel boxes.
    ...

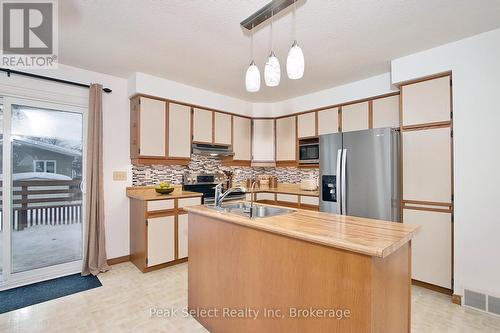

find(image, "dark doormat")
[0,273,102,314]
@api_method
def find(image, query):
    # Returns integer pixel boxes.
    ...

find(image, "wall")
[2,64,132,260]
[391,28,500,297]
[130,72,253,117]
[252,72,398,117]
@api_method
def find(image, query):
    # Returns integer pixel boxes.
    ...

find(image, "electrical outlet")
[113,171,127,181]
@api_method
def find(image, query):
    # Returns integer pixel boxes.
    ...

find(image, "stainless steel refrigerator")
[319,128,400,222]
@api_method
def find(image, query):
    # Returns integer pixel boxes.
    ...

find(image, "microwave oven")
[299,142,319,164]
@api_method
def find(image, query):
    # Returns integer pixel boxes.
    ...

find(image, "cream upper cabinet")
[402,76,451,126]
[139,97,166,157]
[276,116,296,161]
[403,209,452,288]
[297,112,316,138]
[372,95,400,128]
[233,116,251,160]
[342,102,369,132]
[214,112,232,145]
[317,107,339,135]
[193,108,213,143]
[403,127,452,203]
[252,119,275,162]
[147,216,175,267]
[168,103,191,158]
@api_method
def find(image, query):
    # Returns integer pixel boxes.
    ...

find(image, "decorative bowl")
[155,187,175,194]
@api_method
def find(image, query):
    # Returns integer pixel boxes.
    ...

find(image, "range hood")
[192,143,234,157]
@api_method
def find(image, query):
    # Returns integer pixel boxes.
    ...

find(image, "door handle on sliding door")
[341,149,347,215]
[336,149,342,214]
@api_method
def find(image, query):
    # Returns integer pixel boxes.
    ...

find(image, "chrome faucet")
[249,180,257,219]
[214,183,246,208]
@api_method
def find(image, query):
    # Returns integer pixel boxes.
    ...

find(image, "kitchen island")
[184,203,419,333]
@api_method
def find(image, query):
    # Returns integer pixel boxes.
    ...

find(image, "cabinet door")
[178,214,188,259]
[297,112,316,138]
[193,108,213,143]
[342,102,369,132]
[139,97,166,157]
[214,112,232,145]
[252,119,275,162]
[276,116,296,161]
[373,95,399,128]
[233,116,251,160]
[317,107,338,135]
[402,76,451,126]
[147,216,175,266]
[168,103,191,158]
[403,209,452,288]
[403,127,451,203]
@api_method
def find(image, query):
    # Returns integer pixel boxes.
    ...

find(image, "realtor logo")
[1,0,58,68]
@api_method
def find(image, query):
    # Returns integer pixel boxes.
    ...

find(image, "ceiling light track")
[240,0,297,31]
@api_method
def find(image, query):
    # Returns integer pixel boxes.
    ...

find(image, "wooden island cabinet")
[185,204,419,333]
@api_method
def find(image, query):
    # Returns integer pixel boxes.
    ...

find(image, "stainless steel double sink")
[206,202,295,219]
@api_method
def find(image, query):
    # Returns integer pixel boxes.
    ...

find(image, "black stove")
[182,172,245,204]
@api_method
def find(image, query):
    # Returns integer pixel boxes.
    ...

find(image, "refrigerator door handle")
[341,148,347,215]
[336,149,342,214]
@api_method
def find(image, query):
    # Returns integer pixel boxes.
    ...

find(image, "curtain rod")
[0,68,112,93]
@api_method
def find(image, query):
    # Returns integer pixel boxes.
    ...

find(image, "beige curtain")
[82,84,110,276]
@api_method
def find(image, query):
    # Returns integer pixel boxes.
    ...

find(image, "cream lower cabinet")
[256,192,276,201]
[178,214,189,259]
[147,216,175,267]
[168,103,191,158]
[403,209,452,288]
[130,195,202,272]
[342,101,369,132]
[276,116,296,161]
[252,119,275,163]
[233,116,251,161]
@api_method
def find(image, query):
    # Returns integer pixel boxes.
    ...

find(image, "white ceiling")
[59,0,500,102]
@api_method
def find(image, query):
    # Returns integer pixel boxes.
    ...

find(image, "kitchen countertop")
[184,203,419,258]
[238,183,319,197]
[126,186,202,201]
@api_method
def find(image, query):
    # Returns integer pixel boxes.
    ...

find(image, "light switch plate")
[113,171,127,181]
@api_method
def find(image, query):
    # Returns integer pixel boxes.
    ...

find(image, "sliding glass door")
[1,97,86,289]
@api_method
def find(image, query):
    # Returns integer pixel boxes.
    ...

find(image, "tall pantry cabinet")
[400,75,453,290]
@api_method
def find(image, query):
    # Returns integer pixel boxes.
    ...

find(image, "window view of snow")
[0,104,84,274]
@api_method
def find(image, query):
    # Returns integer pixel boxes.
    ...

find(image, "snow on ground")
[0,224,82,274]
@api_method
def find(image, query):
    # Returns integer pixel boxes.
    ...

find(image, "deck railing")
[0,179,83,231]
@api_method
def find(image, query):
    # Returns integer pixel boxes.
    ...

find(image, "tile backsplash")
[132,154,318,186]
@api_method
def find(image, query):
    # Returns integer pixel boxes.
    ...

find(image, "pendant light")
[287,1,304,80]
[245,24,261,92]
[264,11,281,87]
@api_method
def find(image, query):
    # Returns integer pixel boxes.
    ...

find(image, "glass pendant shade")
[264,51,281,87]
[245,60,261,92]
[286,40,305,80]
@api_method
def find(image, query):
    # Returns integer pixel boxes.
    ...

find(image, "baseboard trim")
[412,279,452,296]
[452,294,462,305]
[107,255,130,266]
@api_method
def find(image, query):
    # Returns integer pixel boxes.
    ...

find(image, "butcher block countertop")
[126,186,202,201]
[184,203,419,258]
[239,183,319,197]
